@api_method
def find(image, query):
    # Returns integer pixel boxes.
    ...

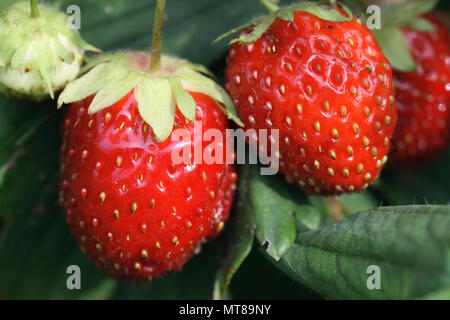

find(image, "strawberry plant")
[0,0,449,300]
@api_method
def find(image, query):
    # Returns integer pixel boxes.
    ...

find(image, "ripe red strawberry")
[225,6,397,195]
[58,51,241,282]
[390,15,450,165]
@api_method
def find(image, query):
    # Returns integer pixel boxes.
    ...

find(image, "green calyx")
[213,1,353,45]
[365,0,438,72]
[58,51,243,142]
[0,1,98,100]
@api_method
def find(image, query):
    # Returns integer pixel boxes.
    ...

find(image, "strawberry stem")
[324,197,351,223]
[256,0,279,13]
[150,0,167,75]
[30,0,40,18]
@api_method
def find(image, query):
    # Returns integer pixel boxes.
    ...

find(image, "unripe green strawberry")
[0,1,97,101]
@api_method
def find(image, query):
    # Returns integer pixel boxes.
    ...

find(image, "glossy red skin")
[226,11,397,195]
[390,15,450,165]
[59,91,236,282]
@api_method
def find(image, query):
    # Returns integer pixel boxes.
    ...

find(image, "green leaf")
[293,205,321,232]
[420,287,450,300]
[0,110,117,299]
[213,165,255,300]
[249,173,297,260]
[168,77,196,122]
[135,77,175,142]
[247,165,317,260]
[364,0,438,72]
[0,110,56,221]
[373,27,417,72]
[0,209,118,299]
[382,0,439,27]
[274,205,450,299]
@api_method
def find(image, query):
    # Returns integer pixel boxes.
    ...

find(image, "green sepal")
[34,35,55,98]
[212,19,262,45]
[68,32,100,53]
[217,1,353,45]
[373,27,417,72]
[277,7,295,21]
[80,52,126,73]
[58,60,131,107]
[53,37,74,64]
[88,72,142,115]
[10,43,30,70]
[364,0,438,72]
[58,52,243,142]
[230,14,276,45]
[286,2,353,22]
[381,0,438,28]
[136,77,176,143]
[169,77,197,122]
[403,17,435,32]
[0,34,14,67]
[178,68,243,126]
[174,59,215,79]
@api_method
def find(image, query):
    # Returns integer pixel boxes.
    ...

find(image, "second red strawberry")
[225,6,397,195]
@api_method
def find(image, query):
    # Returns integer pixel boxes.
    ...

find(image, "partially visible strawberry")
[59,87,237,281]
[224,4,397,195]
[389,15,450,165]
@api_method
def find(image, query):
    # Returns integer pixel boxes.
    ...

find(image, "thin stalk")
[150,0,167,74]
[30,0,40,18]
[256,0,279,13]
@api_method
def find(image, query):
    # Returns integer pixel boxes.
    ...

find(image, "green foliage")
[224,1,352,45]
[372,27,417,72]
[0,0,449,300]
[275,205,450,299]
[366,0,439,72]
